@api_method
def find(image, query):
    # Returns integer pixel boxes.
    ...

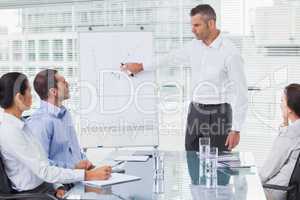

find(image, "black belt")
[191,102,229,108]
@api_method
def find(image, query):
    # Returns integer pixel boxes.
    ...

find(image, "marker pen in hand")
[120,63,134,77]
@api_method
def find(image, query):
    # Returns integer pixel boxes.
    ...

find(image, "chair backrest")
[0,154,12,194]
[287,151,300,200]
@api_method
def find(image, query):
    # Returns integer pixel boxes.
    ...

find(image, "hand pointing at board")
[120,63,144,75]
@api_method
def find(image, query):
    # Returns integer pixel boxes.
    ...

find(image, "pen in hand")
[120,63,134,77]
[111,160,125,168]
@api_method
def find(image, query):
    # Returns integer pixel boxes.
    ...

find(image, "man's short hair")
[190,4,216,22]
[34,69,58,100]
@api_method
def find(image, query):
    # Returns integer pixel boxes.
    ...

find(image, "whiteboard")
[79,32,159,148]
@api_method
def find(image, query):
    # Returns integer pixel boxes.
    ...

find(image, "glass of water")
[154,152,164,179]
[199,137,210,159]
[206,147,218,177]
[205,147,218,188]
[199,137,210,178]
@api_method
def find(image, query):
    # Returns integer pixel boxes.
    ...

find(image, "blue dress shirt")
[26,101,86,169]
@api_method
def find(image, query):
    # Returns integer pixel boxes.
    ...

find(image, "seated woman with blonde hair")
[260,83,300,200]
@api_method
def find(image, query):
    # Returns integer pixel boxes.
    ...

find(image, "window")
[12,40,22,61]
[0,41,9,61]
[39,40,49,61]
[66,39,73,61]
[27,40,36,61]
[52,39,63,61]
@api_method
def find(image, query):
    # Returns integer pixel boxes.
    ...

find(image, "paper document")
[114,155,149,162]
[218,162,229,168]
[218,155,240,162]
[219,161,254,168]
[83,173,141,187]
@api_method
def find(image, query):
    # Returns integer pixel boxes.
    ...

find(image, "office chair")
[263,152,300,200]
[0,154,57,200]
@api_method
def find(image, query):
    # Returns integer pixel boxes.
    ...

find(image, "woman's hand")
[280,95,289,126]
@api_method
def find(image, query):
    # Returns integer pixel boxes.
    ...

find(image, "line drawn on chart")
[91,41,145,79]
[120,41,145,64]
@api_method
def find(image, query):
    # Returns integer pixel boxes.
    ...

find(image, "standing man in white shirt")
[122,4,248,151]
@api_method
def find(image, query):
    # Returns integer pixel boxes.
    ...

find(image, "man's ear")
[49,88,57,97]
[207,19,215,30]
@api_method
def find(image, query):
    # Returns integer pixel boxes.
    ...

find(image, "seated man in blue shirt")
[27,69,94,170]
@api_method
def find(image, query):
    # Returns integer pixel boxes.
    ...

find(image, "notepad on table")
[218,155,240,162]
[114,155,149,162]
[219,152,255,168]
[83,173,141,187]
[219,161,254,168]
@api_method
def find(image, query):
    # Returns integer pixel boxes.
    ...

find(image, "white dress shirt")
[0,112,84,192]
[160,33,248,131]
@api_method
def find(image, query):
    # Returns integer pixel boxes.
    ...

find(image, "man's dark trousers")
[185,102,232,152]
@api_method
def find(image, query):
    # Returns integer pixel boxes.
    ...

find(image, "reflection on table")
[65,151,266,200]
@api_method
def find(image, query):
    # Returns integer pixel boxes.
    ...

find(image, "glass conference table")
[64,150,267,200]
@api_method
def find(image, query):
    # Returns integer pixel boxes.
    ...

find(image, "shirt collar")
[281,119,300,137]
[40,100,67,118]
[200,32,223,49]
[0,111,25,130]
[289,119,300,130]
